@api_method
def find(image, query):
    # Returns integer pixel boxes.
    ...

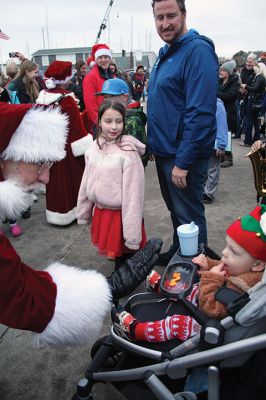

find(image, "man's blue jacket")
[147,30,218,170]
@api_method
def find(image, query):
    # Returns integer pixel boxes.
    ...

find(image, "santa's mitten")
[107,238,163,300]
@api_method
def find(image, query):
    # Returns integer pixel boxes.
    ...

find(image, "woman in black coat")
[217,60,240,167]
[8,60,40,104]
[240,64,266,146]
[217,61,240,135]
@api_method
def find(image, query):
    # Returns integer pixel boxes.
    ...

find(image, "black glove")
[107,238,163,300]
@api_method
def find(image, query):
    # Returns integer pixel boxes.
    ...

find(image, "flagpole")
[0,45,3,72]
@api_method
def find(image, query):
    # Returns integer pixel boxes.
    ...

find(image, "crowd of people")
[1,0,266,398]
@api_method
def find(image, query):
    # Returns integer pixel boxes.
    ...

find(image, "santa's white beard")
[0,179,36,222]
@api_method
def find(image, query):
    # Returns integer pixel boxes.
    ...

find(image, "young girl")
[112,205,266,342]
[77,100,147,269]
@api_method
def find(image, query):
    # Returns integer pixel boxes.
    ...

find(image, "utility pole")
[46,7,50,48]
[130,15,134,69]
[42,27,46,49]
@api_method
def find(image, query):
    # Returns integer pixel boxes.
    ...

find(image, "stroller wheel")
[90,336,126,370]
[90,336,110,358]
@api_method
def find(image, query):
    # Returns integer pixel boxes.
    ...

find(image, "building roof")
[32,47,92,56]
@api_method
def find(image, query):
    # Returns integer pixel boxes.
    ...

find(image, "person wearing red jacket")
[82,43,115,135]
[0,102,162,348]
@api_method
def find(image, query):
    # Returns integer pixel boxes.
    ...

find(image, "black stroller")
[72,245,266,400]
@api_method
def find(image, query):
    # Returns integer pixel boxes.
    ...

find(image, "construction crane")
[95,0,115,44]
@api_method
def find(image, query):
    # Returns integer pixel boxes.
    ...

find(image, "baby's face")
[221,236,257,276]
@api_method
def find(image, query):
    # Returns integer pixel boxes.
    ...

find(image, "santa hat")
[91,43,112,64]
[0,102,68,221]
[227,205,266,262]
[0,102,68,163]
[45,60,75,89]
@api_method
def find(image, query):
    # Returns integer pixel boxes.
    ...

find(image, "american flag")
[0,29,10,40]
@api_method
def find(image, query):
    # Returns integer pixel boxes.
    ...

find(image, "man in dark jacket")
[147,0,218,265]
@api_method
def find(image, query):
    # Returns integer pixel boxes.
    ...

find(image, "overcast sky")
[1,0,265,64]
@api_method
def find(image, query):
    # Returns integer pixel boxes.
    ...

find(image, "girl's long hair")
[17,60,39,103]
[96,100,126,148]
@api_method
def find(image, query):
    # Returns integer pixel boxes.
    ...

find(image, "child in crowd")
[77,100,147,270]
[113,205,266,342]
[203,98,228,203]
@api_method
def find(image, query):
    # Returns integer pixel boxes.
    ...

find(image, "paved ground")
[0,138,256,400]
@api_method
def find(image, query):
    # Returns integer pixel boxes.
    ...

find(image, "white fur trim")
[261,211,266,235]
[45,70,75,87]
[90,61,96,68]
[36,90,63,106]
[71,134,93,157]
[46,207,77,226]
[95,48,112,60]
[1,107,68,163]
[0,180,34,221]
[32,263,112,348]
[45,78,56,90]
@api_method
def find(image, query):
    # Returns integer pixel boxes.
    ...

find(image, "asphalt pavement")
[0,137,256,400]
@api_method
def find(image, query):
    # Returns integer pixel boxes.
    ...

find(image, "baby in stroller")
[112,205,266,344]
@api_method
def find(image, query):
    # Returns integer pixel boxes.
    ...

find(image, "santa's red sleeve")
[0,233,111,347]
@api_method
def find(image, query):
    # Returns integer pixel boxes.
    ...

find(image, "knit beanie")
[220,60,237,76]
[226,205,266,262]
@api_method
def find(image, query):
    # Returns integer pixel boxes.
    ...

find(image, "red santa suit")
[0,102,111,347]
[36,61,93,225]
[0,232,111,347]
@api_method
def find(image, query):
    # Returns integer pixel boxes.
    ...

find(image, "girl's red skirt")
[91,206,147,258]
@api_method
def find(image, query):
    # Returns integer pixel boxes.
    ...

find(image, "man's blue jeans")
[244,98,261,145]
[155,156,209,250]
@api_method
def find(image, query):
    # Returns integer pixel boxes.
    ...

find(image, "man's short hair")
[151,0,186,13]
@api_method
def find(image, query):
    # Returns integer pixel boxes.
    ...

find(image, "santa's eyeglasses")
[37,161,54,174]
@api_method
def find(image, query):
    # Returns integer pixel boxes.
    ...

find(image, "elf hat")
[91,43,112,62]
[226,205,266,262]
[0,102,68,163]
[45,60,75,89]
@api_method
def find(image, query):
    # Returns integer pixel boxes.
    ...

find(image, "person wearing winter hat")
[0,102,163,347]
[96,78,149,166]
[217,59,240,168]
[132,65,147,102]
[113,205,266,343]
[83,43,116,136]
[240,63,266,147]
[35,60,92,226]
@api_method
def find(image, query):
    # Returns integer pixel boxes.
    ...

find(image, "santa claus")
[0,102,162,348]
[36,60,92,226]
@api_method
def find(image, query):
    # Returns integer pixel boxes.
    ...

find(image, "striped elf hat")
[226,205,266,262]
